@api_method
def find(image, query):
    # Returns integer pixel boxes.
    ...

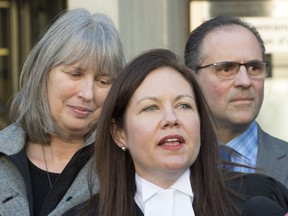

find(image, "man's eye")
[217,63,234,72]
[249,63,262,71]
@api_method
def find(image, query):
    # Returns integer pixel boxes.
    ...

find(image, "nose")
[234,65,252,88]
[78,78,94,101]
[160,107,180,129]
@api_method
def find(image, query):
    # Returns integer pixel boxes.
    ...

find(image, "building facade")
[1,0,287,141]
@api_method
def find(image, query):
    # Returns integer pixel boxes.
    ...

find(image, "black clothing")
[39,144,93,216]
[63,173,288,216]
[28,159,59,216]
[11,145,93,216]
[229,173,288,212]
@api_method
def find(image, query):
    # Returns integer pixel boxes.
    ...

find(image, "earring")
[121,146,126,151]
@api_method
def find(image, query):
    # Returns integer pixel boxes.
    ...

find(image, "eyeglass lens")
[214,61,268,79]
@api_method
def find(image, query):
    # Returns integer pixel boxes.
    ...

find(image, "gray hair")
[184,15,266,71]
[9,8,125,144]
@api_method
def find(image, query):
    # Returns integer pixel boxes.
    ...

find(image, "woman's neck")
[26,135,85,173]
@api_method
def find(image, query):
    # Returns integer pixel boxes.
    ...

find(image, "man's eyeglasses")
[196,61,270,80]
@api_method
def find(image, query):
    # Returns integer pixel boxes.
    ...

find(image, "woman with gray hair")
[0,8,125,216]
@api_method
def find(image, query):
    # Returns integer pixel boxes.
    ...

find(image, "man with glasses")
[185,15,288,188]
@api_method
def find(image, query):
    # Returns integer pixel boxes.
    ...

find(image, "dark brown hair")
[81,49,237,216]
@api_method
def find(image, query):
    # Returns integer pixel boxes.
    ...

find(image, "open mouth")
[159,136,184,146]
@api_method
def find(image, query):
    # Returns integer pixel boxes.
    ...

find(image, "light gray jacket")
[257,124,288,188]
[0,124,98,216]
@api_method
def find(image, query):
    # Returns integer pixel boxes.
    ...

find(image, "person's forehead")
[205,24,256,42]
[200,25,262,62]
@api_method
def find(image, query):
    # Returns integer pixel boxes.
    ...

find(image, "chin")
[234,118,255,125]
[163,162,191,171]
[64,125,89,134]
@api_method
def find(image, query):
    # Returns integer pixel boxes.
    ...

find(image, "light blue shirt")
[225,121,258,173]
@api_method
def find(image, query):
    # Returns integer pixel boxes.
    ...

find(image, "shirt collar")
[227,121,258,160]
[135,169,193,211]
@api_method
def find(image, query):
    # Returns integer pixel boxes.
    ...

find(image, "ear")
[110,120,127,149]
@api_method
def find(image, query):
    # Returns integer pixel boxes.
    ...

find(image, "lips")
[229,92,255,101]
[230,96,254,101]
[72,106,92,112]
[69,105,93,117]
[158,135,185,146]
[229,95,255,105]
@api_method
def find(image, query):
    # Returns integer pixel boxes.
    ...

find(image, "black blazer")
[63,173,288,216]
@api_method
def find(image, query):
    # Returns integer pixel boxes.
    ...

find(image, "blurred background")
[1,0,287,141]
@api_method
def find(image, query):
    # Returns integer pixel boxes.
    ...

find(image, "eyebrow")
[176,94,195,100]
[136,94,195,105]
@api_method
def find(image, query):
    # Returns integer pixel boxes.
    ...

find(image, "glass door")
[0,0,66,130]
[0,1,12,129]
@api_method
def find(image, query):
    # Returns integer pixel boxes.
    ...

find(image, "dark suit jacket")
[256,123,288,188]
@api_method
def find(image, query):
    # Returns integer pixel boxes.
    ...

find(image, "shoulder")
[0,124,26,155]
[230,173,287,193]
[228,173,288,211]
[84,130,96,146]
[257,124,288,147]
[0,156,29,215]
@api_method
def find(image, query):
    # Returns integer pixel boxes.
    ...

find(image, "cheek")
[47,85,64,121]
[47,75,76,101]
[202,81,229,109]
[253,82,264,108]
[189,119,201,143]
[124,117,153,150]
[191,126,201,161]
[183,114,201,141]
[47,82,62,109]
[197,76,221,101]
[94,87,111,106]
[48,84,74,106]
[202,85,221,107]
[254,82,264,98]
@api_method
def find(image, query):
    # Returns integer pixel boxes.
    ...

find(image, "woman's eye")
[96,77,113,87]
[63,67,82,77]
[70,72,81,77]
[143,106,158,112]
[178,103,192,110]
[99,79,109,86]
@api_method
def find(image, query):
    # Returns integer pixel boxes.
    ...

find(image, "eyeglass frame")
[196,60,270,80]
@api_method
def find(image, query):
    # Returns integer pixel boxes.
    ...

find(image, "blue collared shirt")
[224,121,258,173]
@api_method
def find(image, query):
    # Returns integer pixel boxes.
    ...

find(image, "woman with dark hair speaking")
[65,49,288,216]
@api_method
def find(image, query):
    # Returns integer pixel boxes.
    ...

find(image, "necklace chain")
[41,144,53,189]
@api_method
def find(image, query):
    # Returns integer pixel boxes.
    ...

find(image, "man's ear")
[110,120,127,148]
